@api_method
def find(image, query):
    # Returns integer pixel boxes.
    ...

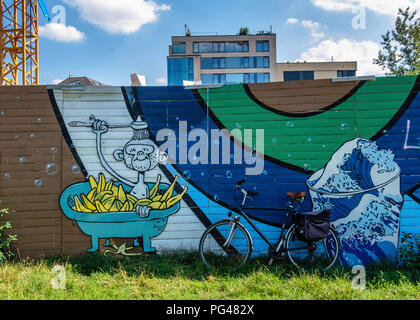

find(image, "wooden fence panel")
[0,76,419,266]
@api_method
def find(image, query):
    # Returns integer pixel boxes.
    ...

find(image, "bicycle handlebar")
[236,179,246,187]
[236,178,258,196]
[235,178,259,207]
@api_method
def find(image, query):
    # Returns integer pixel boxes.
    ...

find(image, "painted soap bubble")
[226,170,233,179]
[341,123,350,131]
[183,170,191,180]
[34,179,43,187]
[46,163,59,176]
[72,164,81,174]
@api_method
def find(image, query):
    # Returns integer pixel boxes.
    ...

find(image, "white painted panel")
[57,89,207,253]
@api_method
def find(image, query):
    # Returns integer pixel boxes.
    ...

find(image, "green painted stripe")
[198,76,417,171]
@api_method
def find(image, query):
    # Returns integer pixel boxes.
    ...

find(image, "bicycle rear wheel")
[285,225,340,271]
[199,220,252,271]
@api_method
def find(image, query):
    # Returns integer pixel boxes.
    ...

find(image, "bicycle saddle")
[286,192,306,199]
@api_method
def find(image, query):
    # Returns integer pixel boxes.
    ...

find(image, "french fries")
[71,173,187,213]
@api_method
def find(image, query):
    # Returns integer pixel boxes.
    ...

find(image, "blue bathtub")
[59,181,180,253]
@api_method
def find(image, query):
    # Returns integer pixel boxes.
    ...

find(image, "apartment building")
[167,31,357,86]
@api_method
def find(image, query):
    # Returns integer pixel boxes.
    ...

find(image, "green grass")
[0,252,418,300]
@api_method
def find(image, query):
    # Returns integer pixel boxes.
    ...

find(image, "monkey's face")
[114,139,158,172]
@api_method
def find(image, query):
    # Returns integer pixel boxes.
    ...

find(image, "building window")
[250,56,270,68]
[194,41,249,53]
[226,73,245,84]
[254,73,270,83]
[172,42,186,54]
[195,42,212,53]
[256,40,269,52]
[67,81,87,87]
[201,73,270,85]
[201,57,270,69]
[284,71,314,81]
[167,58,194,86]
[201,58,214,69]
[248,73,270,83]
[202,74,226,84]
[225,57,243,69]
[337,70,356,77]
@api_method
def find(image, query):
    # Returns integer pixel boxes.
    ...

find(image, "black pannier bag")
[295,210,331,242]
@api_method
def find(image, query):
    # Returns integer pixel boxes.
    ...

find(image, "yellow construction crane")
[0,0,50,86]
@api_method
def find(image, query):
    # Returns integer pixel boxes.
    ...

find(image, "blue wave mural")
[120,77,420,266]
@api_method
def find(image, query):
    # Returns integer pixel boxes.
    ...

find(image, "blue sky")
[38,0,417,85]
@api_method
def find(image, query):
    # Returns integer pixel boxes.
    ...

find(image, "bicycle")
[199,179,341,271]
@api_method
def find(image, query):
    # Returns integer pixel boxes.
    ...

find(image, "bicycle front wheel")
[285,225,340,271]
[199,220,252,271]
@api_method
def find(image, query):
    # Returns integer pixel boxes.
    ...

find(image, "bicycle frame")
[200,180,340,271]
[232,187,311,254]
[234,208,289,252]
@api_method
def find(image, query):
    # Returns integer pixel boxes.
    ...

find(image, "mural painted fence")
[0,75,419,266]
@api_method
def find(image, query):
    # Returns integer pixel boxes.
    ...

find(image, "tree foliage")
[239,27,249,35]
[374,7,420,75]
[0,202,17,262]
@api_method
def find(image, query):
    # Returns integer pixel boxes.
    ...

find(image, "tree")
[374,7,420,76]
[239,27,249,35]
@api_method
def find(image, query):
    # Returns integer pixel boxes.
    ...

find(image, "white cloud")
[39,23,85,42]
[63,0,171,34]
[286,18,326,41]
[286,18,299,24]
[298,39,385,75]
[156,77,166,85]
[311,0,420,16]
[51,79,63,85]
[301,20,326,41]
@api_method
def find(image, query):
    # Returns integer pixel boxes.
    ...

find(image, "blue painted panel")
[377,92,420,194]
[127,86,313,228]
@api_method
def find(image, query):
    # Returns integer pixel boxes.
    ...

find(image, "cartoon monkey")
[91,116,160,218]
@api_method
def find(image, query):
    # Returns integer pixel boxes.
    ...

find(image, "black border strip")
[48,89,89,180]
[243,80,366,118]
[192,89,312,176]
[121,87,142,121]
[121,87,245,255]
[120,87,216,231]
[199,77,420,199]
[169,89,304,227]
[371,75,420,197]
[371,75,420,141]
[122,87,288,241]
[407,192,420,205]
